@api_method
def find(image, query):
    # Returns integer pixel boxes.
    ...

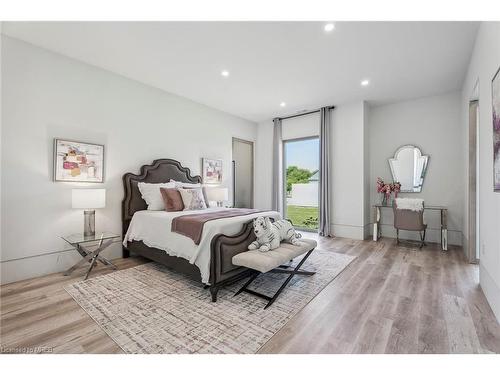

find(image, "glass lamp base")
[84,210,96,237]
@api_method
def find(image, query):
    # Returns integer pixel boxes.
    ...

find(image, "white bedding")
[123,207,281,283]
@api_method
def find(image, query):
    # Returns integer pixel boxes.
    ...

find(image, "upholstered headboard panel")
[122,159,202,235]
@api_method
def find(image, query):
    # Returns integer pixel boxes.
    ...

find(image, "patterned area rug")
[64,248,355,354]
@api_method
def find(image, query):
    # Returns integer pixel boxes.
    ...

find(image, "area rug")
[64,248,355,354]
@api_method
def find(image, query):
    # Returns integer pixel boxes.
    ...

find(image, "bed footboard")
[209,220,256,302]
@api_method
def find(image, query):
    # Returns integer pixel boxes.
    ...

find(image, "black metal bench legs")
[234,249,316,309]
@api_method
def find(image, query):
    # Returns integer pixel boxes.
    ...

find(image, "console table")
[372,204,448,250]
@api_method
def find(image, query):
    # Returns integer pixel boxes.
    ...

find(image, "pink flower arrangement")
[376,177,385,193]
[383,184,392,201]
[376,178,402,203]
[392,181,401,198]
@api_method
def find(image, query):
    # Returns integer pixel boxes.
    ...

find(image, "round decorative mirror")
[388,145,429,193]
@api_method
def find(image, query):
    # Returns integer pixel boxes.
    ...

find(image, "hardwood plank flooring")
[1,236,499,354]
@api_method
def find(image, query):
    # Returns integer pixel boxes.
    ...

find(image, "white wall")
[368,92,464,246]
[254,101,369,239]
[0,23,3,262]
[331,101,369,239]
[281,112,320,140]
[288,183,318,207]
[461,22,500,322]
[0,36,257,284]
[254,120,274,210]
[363,102,371,237]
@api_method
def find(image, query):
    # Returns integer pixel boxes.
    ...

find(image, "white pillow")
[178,188,208,210]
[138,182,176,210]
[169,179,202,188]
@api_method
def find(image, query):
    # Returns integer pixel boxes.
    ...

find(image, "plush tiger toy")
[248,216,302,252]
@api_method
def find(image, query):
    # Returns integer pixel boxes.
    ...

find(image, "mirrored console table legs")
[373,206,382,242]
[372,205,448,251]
[440,209,448,251]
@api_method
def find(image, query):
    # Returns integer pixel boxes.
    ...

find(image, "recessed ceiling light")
[280,102,286,107]
[221,70,229,77]
[324,23,335,32]
[361,79,370,86]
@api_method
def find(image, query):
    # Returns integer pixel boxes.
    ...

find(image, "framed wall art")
[202,158,222,184]
[54,139,104,183]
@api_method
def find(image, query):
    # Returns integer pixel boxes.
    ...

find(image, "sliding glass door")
[283,137,319,231]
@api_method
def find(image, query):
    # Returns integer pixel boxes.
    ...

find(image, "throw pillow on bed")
[178,188,207,210]
[170,179,210,207]
[160,188,185,212]
[138,182,176,210]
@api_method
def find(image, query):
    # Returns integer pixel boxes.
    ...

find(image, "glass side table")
[62,232,120,280]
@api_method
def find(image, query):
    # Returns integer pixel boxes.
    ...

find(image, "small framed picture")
[53,139,105,183]
[202,158,223,184]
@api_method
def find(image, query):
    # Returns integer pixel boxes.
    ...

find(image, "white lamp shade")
[206,187,228,202]
[72,189,106,209]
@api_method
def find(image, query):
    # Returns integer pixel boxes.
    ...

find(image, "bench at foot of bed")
[231,239,317,309]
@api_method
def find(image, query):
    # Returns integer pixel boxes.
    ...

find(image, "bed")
[122,158,280,302]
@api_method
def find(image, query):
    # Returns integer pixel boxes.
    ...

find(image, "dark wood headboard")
[122,159,202,236]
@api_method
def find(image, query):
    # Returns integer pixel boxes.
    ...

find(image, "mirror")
[388,145,429,192]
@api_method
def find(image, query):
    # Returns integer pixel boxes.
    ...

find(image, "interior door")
[232,138,254,208]
[468,100,479,263]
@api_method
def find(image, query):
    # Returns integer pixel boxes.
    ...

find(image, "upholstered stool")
[232,239,317,309]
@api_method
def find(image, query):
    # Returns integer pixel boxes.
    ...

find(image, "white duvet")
[123,207,281,283]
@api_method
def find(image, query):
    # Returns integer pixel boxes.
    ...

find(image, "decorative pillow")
[170,179,210,207]
[178,188,208,210]
[160,188,185,212]
[138,182,176,210]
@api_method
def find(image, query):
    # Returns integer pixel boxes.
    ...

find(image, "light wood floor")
[1,235,499,354]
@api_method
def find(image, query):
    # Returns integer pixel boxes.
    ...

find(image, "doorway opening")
[232,138,254,209]
[468,80,480,263]
[283,137,319,231]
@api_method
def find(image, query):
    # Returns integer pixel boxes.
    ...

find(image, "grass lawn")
[286,205,319,230]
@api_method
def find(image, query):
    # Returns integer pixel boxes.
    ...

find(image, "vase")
[380,194,387,206]
[386,194,392,206]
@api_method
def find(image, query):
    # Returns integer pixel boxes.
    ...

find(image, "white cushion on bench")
[232,239,317,274]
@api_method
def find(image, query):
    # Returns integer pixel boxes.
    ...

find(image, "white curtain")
[319,107,331,236]
[272,118,283,216]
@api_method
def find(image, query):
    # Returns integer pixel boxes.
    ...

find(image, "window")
[283,137,319,231]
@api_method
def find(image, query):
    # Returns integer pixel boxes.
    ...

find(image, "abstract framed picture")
[493,66,500,192]
[53,139,104,183]
[202,158,223,184]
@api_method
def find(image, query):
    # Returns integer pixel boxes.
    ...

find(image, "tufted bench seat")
[232,238,317,309]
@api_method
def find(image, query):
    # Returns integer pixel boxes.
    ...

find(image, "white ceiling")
[2,21,479,122]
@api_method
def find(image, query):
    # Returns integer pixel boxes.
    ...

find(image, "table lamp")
[206,187,228,207]
[72,189,106,237]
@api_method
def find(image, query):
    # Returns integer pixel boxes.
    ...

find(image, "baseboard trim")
[480,264,500,324]
[1,247,75,263]
[0,243,122,285]
[331,223,366,240]
[370,223,463,246]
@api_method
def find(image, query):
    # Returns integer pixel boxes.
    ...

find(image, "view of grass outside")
[286,205,319,230]
[284,138,319,231]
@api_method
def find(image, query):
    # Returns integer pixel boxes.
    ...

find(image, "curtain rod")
[274,105,335,122]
